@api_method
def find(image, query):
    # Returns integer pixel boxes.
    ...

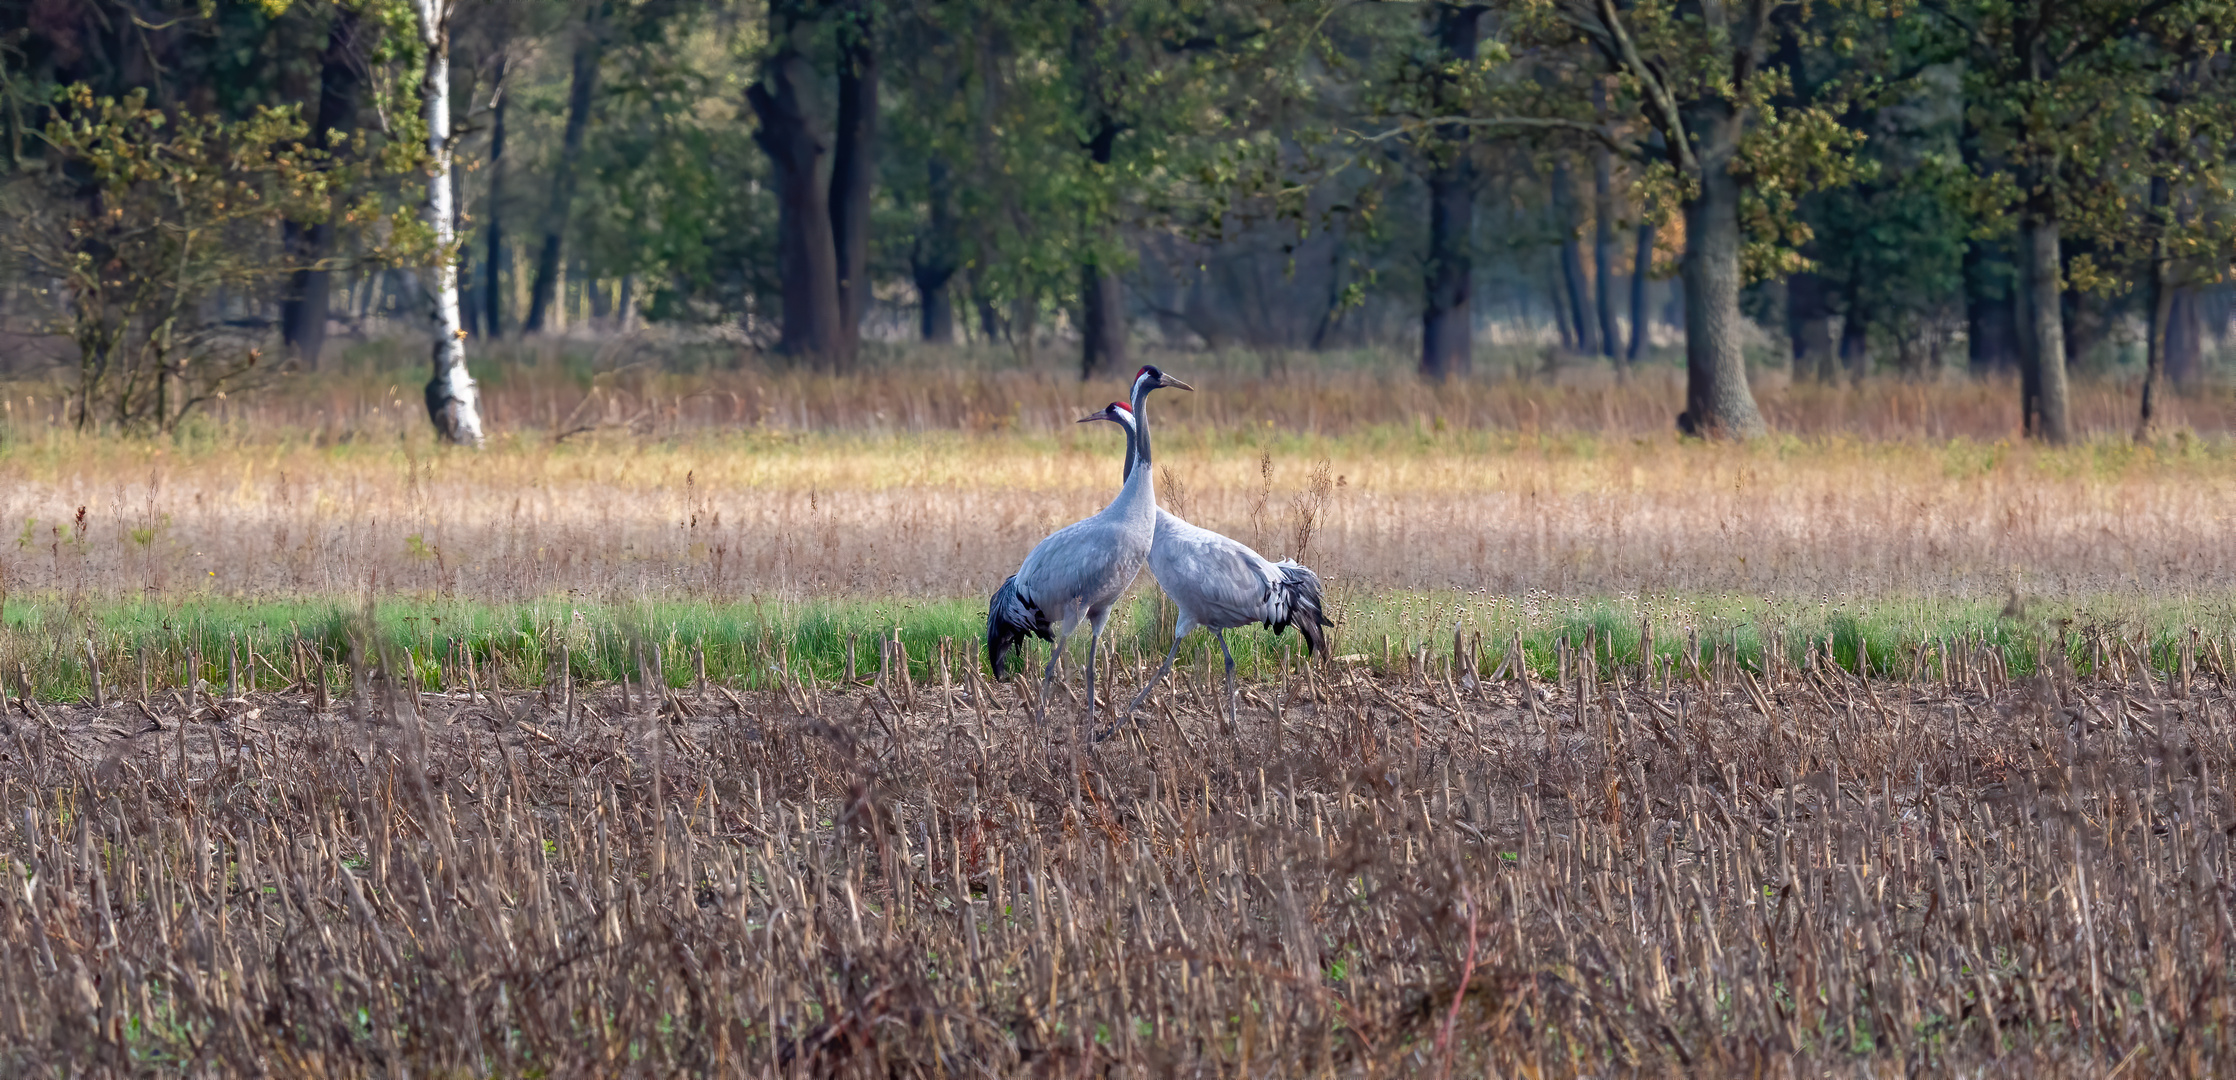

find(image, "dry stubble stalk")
[0,635,2221,1074]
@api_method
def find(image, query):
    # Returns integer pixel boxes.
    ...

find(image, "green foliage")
[904,0,1310,333]
[1923,0,2236,283]
[4,87,344,433]
[578,7,776,324]
[1487,0,1870,279]
[1734,80,1870,283]
[1817,147,1972,355]
[1796,59,1973,365]
[10,0,2236,397]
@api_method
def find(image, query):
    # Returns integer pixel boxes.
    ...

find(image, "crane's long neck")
[1100,379,1157,520]
[1118,415,1140,485]
[1130,377,1157,470]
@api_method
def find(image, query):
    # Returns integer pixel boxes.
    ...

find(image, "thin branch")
[1736,0,1797,76]
[2059,0,2187,67]
[1913,0,1983,42]
[1598,0,1697,176]
[1344,116,1628,154]
[126,11,196,31]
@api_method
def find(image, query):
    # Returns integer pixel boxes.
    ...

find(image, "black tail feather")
[986,575,1052,680]
[1268,561,1334,659]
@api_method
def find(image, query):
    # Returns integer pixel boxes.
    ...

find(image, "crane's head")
[1131,365,1193,400]
[1076,401,1135,428]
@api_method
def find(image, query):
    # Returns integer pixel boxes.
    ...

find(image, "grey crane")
[986,366,1192,726]
[1078,401,1332,739]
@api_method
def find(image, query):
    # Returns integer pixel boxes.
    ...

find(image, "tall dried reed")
[2,414,2230,605]
[4,338,2230,441]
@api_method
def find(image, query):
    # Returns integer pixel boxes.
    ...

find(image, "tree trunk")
[584,261,609,323]
[1554,164,1595,356]
[482,55,509,338]
[829,6,877,358]
[1081,265,1126,378]
[1627,222,1653,365]
[1895,330,1926,380]
[1309,231,1348,350]
[1838,288,1869,384]
[974,286,1004,343]
[1591,144,1618,359]
[412,0,484,447]
[1012,296,1039,365]
[748,35,846,364]
[966,269,1004,343]
[1418,147,1474,380]
[2140,175,2171,439]
[912,157,958,343]
[918,276,954,343]
[2142,257,2171,439]
[2018,211,2071,443]
[279,8,363,369]
[525,12,602,335]
[454,159,476,338]
[2167,287,2201,388]
[1545,270,1576,351]
[1787,271,1834,382]
[1078,118,1126,379]
[1963,239,2020,375]
[1418,4,1483,381]
[1675,109,1767,438]
[2062,279,2106,380]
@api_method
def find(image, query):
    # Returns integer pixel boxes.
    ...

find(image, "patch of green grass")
[0,588,2228,702]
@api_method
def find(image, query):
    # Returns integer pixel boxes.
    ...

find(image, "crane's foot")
[1091,701,1129,742]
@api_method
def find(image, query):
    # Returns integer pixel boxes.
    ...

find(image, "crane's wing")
[1149,515,1283,629]
[986,574,1052,680]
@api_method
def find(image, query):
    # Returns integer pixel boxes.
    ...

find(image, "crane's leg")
[1035,624,1076,728]
[1081,613,1109,732]
[1100,632,1186,742]
[1215,629,1239,729]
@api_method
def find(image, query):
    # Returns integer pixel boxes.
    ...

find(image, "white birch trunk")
[413,0,486,447]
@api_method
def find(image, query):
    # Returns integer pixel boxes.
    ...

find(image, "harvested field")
[1,631,2229,1075]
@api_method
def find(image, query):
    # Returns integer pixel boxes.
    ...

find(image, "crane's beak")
[1158,374,1194,391]
[1076,411,1111,424]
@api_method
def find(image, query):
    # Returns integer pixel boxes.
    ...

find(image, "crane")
[986,366,1192,727]
[1079,401,1333,740]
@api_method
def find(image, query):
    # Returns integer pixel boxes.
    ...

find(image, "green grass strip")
[0,590,2229,702]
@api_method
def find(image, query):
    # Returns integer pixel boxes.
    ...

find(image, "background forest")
[5,0,2236,442]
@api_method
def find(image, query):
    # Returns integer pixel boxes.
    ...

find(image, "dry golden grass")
[2,397,2233,604]
[9,338,2236,441]
[2,625,2230,1075]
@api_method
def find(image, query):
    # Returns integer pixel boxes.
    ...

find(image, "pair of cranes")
[986,365,1333,738]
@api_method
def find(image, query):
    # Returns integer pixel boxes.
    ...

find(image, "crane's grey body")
[986,368,1190,728]
[1150,516,1316,639]
[1011,468,1156,635]
[1083,403,1332,739]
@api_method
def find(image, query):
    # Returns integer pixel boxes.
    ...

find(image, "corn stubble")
[0,631,2230,1077]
